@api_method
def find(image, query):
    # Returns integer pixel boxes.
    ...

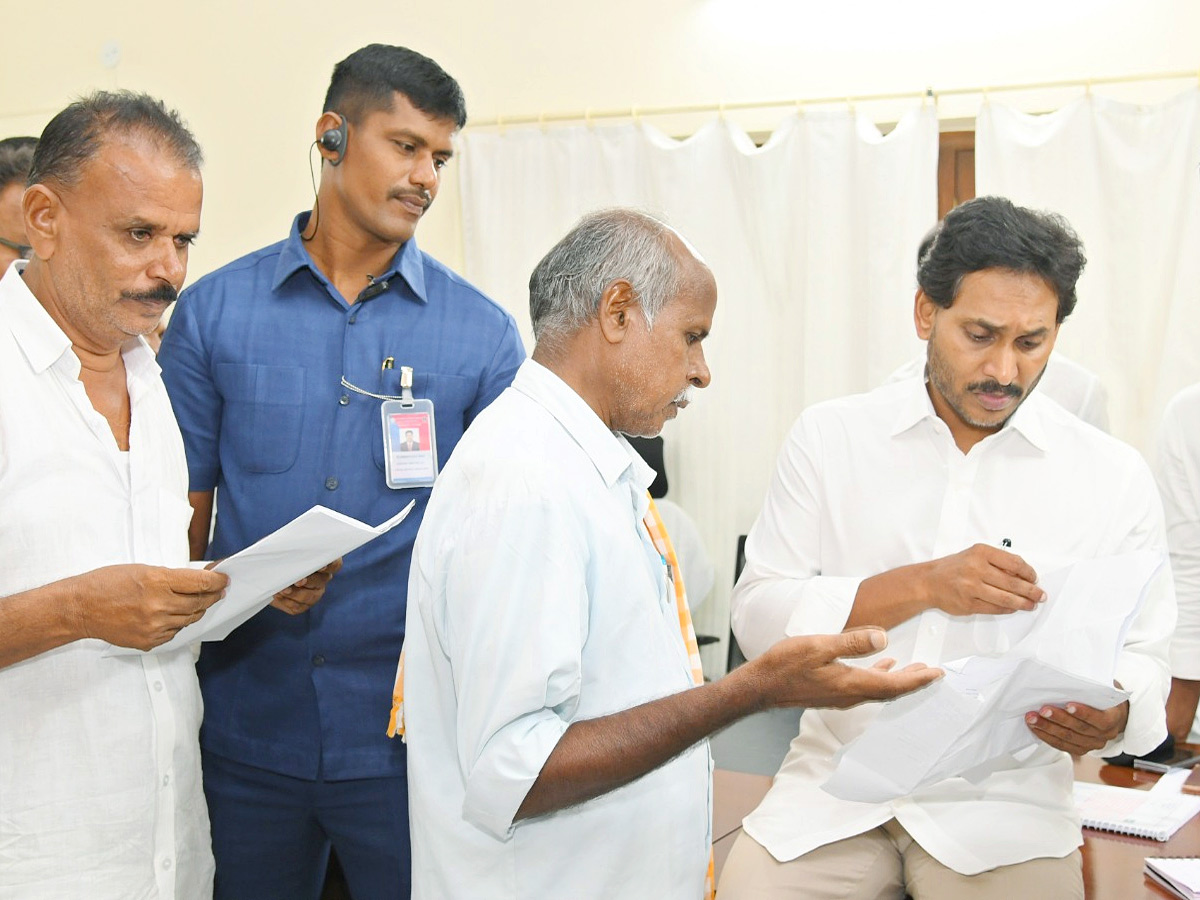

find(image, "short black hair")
[0,137,36,191]
[27,91,203,189]
[322,44,466,129]
[917,196,1087,324]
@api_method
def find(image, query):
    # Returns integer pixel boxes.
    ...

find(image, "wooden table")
[712,758,1200,898]
[1075,753,1200,899]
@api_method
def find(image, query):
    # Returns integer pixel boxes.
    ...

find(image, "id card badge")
[381,367,439,489]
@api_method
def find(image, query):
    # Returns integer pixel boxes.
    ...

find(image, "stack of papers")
[1145,857,1200,899]
[106,502,413,656]
[822,551,1164,803]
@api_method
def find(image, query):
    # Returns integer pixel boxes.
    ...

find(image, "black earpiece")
[319,113,348,166]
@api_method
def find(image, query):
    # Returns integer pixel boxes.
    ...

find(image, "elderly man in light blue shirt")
[401,208,942,900]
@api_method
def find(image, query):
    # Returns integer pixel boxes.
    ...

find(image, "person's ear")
[315,111,347,167]
[23,184,62,261]
[596,279,639,345]
[914,289,939,340]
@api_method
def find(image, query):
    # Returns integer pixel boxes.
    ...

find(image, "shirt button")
[153,681,164,692]
[162,773,171,786]
[312,654,326,667]
[162,858,172,870]
[324,477,339,491]
[339,395,350,406]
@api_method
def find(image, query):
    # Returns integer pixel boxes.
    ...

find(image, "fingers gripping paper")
[105,502,414,656]
[822,551,1164,803]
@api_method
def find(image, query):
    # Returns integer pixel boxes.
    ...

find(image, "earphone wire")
[303,141,321,243]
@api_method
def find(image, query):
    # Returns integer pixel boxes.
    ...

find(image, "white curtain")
[976,89,1200,453]
[458,109,938,673]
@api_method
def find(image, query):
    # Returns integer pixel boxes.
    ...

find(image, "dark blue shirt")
[159,214,525,781]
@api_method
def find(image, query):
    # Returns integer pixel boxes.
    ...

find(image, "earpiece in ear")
[618,312,626,325]
[319,113,348,166]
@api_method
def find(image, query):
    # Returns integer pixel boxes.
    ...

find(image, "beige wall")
[1,0,1195,281]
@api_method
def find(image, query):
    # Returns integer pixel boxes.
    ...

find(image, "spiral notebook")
[1074,769,1200,841]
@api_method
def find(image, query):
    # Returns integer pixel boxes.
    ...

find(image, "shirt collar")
[512,358,654,492]
[2,261,74,375]
[1,260,161,383]
[270,211,429,304]
[888,369,1050,453]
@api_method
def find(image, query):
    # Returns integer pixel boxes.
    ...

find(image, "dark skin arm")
[516,628,941,820]
[1167,678,1200,743]
[0,564,229,667]
[845,543,1046,631]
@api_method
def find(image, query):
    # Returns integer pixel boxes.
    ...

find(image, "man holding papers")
[720,196,1175,900]
[0,93,230,897]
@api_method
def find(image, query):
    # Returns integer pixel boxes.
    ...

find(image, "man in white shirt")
[1155,386,1200,743]
[402,209,942,900]
[720,196,1173,900]
[0,92,332,898]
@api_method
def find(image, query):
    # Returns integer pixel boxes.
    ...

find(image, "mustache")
[391,188,432,208]
[968,380,1022,398]
[121,285,178,305]
[673,386,693,405]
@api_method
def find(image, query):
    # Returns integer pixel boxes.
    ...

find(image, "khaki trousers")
[716,820,1083,900]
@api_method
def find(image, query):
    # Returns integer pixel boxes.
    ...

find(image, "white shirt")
[0,264,211,899]
[731,375,1172,875]
[1156,384,1200,680]
[404,359,712,900]
[886,351,1111,431]
[655,498,715,611]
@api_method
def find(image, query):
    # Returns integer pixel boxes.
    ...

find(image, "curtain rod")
[469,68,1200,130]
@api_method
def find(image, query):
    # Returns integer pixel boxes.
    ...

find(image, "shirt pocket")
[371,371,475,472]
[214,363,306,474]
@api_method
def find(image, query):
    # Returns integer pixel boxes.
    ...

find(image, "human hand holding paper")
[1025,697,1130,754]
[105,502,412,656]
[270,557,344,616]
[822,550,1163,803]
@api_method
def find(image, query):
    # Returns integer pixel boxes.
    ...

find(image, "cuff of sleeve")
[187,467,219,492]
[462,710,570,840]
[785,576,865,637]
[1093,656,1169,758]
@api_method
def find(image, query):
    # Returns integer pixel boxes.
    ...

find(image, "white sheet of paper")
[105,502,414,656]
[822,550,1163,803]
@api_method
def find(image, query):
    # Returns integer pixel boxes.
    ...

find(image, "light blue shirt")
[405,359,712,900]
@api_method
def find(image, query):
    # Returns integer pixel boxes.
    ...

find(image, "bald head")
[528,208,708,350]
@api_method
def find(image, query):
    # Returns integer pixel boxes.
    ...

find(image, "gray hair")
[529,208,681,343]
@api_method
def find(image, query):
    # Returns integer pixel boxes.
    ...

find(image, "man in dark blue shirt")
[158,44,525,900]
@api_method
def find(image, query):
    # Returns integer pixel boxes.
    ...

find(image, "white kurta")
[731,375,1173,875]
[0,263,211,899]
[404,359,712,900]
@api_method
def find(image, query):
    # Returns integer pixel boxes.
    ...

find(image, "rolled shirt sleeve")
[437,495,589,839]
